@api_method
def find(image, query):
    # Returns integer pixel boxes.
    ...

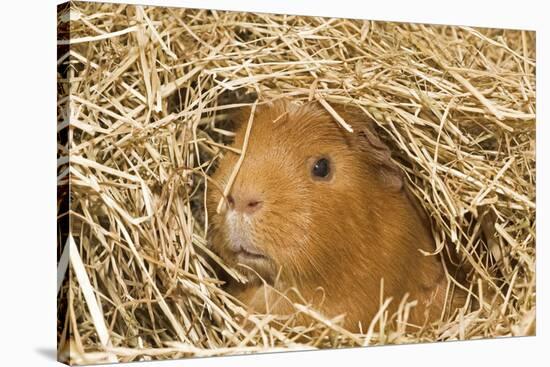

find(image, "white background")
[0,0,547,366]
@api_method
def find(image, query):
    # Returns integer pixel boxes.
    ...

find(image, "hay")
[57,1,536,365]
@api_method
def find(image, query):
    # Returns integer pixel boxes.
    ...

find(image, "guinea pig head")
[207,100,409,289]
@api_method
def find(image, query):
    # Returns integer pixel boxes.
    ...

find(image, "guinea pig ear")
[355,126,404,192]
[333,105,403,192]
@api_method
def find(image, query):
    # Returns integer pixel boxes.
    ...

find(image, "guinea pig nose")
[230,194,263,214]
[244,199,263,214]
[226,194,235,209]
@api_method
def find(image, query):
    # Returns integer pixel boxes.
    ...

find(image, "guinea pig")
[206,99,449,332]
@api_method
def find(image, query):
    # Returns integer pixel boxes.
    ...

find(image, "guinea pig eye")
[311,158,331,180]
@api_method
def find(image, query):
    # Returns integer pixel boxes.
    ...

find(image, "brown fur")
[207,99,449,332]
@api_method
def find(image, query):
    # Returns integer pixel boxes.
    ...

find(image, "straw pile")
[57,1,536,365]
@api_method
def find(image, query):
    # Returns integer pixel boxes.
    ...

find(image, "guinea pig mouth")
[224,214,268,260]
[228,239,269,261]
[233,246,267,260]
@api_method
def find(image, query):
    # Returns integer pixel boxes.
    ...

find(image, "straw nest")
[57,1,536,365]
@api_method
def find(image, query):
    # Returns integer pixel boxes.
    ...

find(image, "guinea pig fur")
[207,99,449,331]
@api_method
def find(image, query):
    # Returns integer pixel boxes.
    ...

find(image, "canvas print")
[57,1,536,365]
